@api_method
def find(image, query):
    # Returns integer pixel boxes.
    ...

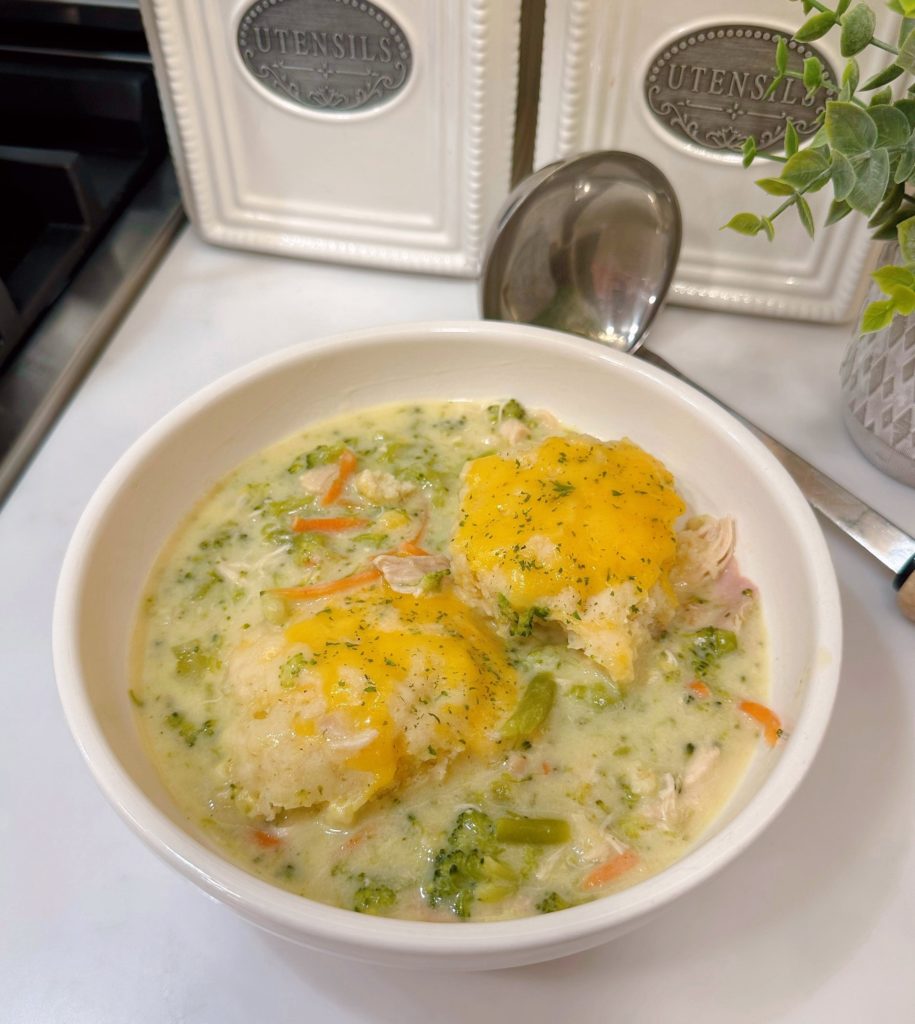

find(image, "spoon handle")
[638,347,915,622]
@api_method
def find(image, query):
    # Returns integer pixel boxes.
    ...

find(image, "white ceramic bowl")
[54,321,841,970]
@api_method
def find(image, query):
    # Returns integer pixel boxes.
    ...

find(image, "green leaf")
[741,135,757,168]
[839,4,876,56]
[781,148,830,190]
[873,208,915,238]
[836,0,852,14]
[860,298,896,333]
[859,64,905,91]
[870,86,893,107]
[802,56,824,96]
[890,284,915,314]
[897,214,915,262]
[785,119,800,157]
[895,98,915,128]
[763,73,786,100]
[795,194,816,238]
[847,146,890,213]
[842,58,860,93]
[894,136,915,181]
[775,35,789,75]
[830,149,856,200]
[825,198,853,224]
[825,101,877,154]
[807,125,830,148]
[899,27,915,74]
[755,176,797,196]
[901,16,915,46]
[795,11,838,42]
[868,181,905,226]
[871,264,915,293]
[871,105,911,148]
[722,212,764,236]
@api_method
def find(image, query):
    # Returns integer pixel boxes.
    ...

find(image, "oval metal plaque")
[237,0,412,114]
[644,25,835,153]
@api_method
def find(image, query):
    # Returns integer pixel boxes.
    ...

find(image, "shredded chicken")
[679,557,757,630]
[652,773,679,828]
[683,745,720,788]
[215,546,289,588]
[373,552,450,595]
[642,746,722,831]
[299,463,339,496]
[568,812,623,864]
[672,514,757,629]
[497,417,530,445]
[672,515,736,590]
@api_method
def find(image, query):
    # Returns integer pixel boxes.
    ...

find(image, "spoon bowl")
[480,151,681,352]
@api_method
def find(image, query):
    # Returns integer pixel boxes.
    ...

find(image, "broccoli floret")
[164,711,215,748]
[353,876,397,915]
[497,594,549,638]
[487,398,527,424]
[278,652,308,688]
[286,442,345,475]
[425,810,516,918]
[536,891,572,914]
[688,626,738,677]
[171,639,221,679]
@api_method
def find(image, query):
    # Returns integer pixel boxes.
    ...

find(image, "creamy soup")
[131,400,777,921]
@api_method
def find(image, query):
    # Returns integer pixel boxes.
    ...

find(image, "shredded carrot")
[251,829,283,849]
[272,567,382,601]
[688,680,711,698]
[291,515,369,533]
[739,700,783,746]
[321,449,358,506]
[582,849,639,890]
[541,761,552,775]
[397,538,429,556]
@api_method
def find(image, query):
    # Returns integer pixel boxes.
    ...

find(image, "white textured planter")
[840,249,915,488]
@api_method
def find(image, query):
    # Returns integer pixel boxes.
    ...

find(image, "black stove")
[0,0,184,502]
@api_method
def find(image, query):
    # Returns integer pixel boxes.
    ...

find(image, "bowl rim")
[53,319,842,959]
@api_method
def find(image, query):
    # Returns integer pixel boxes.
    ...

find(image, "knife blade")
[639,347,915,621]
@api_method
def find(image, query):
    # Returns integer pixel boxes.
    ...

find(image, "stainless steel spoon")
[480,150,915,621]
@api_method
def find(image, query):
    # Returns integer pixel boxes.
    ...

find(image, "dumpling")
[219,584,517,823]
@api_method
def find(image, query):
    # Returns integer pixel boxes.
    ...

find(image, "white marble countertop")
[3,227,913,1023]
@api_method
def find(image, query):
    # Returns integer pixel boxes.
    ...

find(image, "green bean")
[501,672,556,740]
[494,816,570,845]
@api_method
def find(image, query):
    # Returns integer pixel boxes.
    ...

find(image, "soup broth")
[131,400,772,921]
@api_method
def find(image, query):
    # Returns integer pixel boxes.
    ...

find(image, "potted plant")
[726,0,915,484]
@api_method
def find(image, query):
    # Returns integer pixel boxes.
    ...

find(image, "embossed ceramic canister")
[536,0,893,322]
[141,0,521,275]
